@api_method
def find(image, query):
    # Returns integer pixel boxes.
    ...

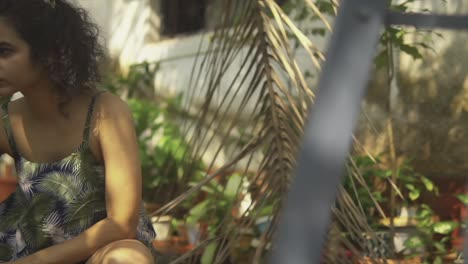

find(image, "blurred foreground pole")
[268,0,468,262]
[268,0,387,263]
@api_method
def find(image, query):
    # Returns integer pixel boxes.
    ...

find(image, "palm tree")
[146,0,401,263]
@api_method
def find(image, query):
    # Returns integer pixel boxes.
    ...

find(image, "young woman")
[0,0,156,263]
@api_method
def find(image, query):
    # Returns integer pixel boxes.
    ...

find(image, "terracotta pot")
[0,177,17,202]
[152,240,172,254]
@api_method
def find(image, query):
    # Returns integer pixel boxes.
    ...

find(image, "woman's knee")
[89,239,155,264]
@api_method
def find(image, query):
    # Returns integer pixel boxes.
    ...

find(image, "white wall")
[77,0,468,172]
[77,0,161,66]
[77,0,467,114]
[76,0,113,40]
[77,0,331,112]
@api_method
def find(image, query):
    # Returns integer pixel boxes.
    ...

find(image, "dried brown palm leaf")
[149,0,391,263]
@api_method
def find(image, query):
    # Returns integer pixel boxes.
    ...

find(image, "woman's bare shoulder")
[94,92,132,119]
[92,92,134,138]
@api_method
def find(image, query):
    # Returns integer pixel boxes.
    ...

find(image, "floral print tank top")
[0,92,156,262]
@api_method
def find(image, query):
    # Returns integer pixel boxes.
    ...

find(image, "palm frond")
[146,0,391,263]
[153,0,330,262]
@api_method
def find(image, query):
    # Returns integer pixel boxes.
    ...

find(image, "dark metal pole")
[268,0,387,263]
[387,12,468,30]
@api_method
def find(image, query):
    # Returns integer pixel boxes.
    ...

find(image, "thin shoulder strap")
[1,103,19,158]
[82,91,106,147]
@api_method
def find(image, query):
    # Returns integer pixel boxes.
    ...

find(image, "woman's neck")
[20,79,70,123]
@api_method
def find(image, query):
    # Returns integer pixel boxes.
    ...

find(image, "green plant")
[404,204,459,263]
[186,173,247,264]
[374,0,444,69]
[392,159,438,207]
[343,155,387,226]
[344,156,437,222]
[380,158,456,263]
[456,194,468,206]
[344,155,457,262]
[102,62,205,206]
[364,160,457,263]
[102,61,159,98]
[128,97,205,205]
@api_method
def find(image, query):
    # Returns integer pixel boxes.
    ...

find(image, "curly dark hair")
[0,0,106,112]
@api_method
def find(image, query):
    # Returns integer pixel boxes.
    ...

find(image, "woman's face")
[0,18,44,97]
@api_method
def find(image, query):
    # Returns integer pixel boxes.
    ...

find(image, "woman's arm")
[12,94,142,264]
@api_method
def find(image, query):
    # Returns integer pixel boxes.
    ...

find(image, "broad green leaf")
[374,50,388,69]
[404,236,424,249]
[417,207,432,219]
[420,204,431,210]
[258,205,274,217]
[225,174,243,200]
[433,221,458,235]
[188,200,210,223]
[409,189,420,201]
[400,43,423,60]
[201,242,217,264]
[433,256,443,264]
[420,176,434,191]
[456,194,468,205]
[433,241,447,253]
[440,236,451,243]
[405,183,415,191]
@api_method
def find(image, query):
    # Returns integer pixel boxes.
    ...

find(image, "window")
[161,0,206,36]
[159,0,288,37]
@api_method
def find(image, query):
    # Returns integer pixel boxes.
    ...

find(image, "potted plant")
[185,172,248,263]
[402,203,459,263]
[127,96,205,207]
[344,155,457,263]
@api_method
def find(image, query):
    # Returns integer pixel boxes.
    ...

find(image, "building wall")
[78,0,468,175]
[77,0,329,108]
[78,0,162,66]
[356,1,468,175]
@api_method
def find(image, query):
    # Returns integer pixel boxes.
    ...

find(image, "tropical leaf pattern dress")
[0,92,156,263]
